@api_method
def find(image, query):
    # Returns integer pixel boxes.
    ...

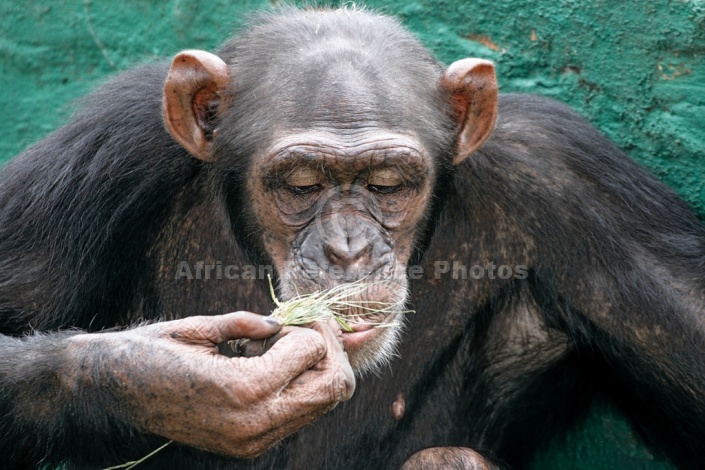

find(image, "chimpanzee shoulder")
[0,63,202,334]
[475,94,705,249]
[459,95,705,319]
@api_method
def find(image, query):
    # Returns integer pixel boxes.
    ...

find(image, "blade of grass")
[102,440,173,470]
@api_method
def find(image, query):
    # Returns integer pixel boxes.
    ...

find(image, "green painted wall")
[2,1,703,468]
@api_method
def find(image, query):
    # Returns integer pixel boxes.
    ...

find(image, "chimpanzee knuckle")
[329,363,356,402]
[184,323,213,340]
[303,329,329,360]
[239,351,316,399]
[300,364,356,406]
[191,314,259,343]
[279,328,327,366]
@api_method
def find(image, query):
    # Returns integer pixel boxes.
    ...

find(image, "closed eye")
[367,168,404,195]
[287,184,322,195]
[368,184,403,195]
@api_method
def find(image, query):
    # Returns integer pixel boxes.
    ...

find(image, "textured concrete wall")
[2,1,703,468]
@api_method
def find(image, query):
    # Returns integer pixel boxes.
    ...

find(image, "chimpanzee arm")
[0,331,155,468]
[525,99,705,470]
[0,64,181,467]
[467,94,705,469]
[0,63,196,334]
[0,315,354,469]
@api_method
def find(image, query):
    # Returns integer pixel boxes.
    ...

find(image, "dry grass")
[267,275,405,330]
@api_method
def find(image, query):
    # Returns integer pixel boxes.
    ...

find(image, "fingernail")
[266,317,282,327]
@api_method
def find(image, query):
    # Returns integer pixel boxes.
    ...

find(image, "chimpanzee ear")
[163,50,231,161]
[440,59,498,165]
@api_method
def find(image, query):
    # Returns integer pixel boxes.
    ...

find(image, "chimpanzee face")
[249,128,435,373]
[162,16,497,376]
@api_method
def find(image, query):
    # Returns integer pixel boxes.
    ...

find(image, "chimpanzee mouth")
[275,276,408,372]
[336,297,403,327]
[339,310,402,351]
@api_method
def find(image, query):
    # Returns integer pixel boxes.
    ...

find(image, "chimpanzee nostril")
[324,237,372,266]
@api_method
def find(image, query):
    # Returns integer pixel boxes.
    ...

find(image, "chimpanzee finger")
[282,320,355,406]
[248,326,328,389]
[166,311,282,344]
[219,320,343,358]
[312,319,345,347]
[217,332,285,357]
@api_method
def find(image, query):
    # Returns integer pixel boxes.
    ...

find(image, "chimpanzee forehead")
[217,8,454,163]
[281,60,400,130]
[224,10,444,116]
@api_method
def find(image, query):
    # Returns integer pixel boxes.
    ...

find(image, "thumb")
[172,311,282,344]
[217,311,283,341]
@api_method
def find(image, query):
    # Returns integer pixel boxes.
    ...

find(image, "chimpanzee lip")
[342,326,378,351]
[348,322,375,332]
[344,311,398,334]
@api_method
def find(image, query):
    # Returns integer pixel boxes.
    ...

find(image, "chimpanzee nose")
[324,237,372,266]
[299,212,392,280]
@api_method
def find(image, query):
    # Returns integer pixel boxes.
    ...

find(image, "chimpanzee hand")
[63,313,355,458]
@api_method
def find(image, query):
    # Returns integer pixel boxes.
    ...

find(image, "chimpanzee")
[1,6,703,470]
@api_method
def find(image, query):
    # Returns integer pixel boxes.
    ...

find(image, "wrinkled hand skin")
[401,447,502,470]
[63,313,355,458]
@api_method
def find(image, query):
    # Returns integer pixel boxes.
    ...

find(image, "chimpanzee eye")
[283,168,323,196]
[287,184,322,195]
[367,169,404,195]
[368,184,403,195]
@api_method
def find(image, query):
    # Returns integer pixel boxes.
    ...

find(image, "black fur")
[1,7,704,470]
